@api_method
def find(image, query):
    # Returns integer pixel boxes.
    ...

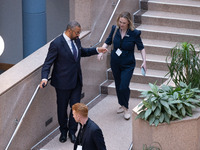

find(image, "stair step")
[142,39,176,55]
[141,10,200,29]
[137,24,200,44]
[107,67,168,85]
[135,52,169,71]
[148,0,200,15]
[105,81,151,98]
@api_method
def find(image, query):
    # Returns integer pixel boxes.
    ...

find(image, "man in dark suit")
[39,20,107,143]
[72,103,107,150]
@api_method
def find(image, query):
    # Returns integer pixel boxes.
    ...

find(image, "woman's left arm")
[140,48,147,72]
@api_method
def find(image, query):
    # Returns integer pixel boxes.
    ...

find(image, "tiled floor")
[40,95,142,150]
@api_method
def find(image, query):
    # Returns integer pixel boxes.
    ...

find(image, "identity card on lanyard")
[116,48,122,56]
[77,145,82,150]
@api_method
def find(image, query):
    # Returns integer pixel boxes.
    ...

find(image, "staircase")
[39,0,200,149]
[101,0,200,99]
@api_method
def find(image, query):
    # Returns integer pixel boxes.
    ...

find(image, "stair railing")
[128,142,133,150]
[92,0,121,48]
[5,84,40,150]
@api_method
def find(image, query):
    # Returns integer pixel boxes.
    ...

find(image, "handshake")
[97,47,108,61]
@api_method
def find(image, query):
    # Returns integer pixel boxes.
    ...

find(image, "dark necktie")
[71,40,77,60]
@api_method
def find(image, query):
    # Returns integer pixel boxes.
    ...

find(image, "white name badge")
[77,145,82,150]
[116,48,122,56]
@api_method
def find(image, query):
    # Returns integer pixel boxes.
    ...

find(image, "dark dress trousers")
[74,118,107,150]
[41,34,98,135]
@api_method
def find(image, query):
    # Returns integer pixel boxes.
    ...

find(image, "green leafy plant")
[166,42,200,89]
[136,82,200,126]
[143,142,162,150]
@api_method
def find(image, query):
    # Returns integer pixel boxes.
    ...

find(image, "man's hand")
[39,80,48,88]
[97,47,108,53]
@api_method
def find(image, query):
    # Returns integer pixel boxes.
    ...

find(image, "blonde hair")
[72,103,88,118]
[116,11,135,31]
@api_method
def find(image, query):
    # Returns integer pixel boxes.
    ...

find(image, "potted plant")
[132,42,200,149]
[166,42,200,89]
[136,82,200,126]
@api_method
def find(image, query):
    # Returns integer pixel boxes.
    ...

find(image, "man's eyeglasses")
[72,30,81,35]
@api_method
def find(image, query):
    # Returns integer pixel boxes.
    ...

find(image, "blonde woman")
[99,11,146,120]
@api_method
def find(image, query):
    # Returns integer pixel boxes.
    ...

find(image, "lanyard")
[119,38,125,50]
[119,29,129,50]
[78,121,88,145]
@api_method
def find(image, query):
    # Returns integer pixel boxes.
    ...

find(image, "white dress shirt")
[63,32,78,55]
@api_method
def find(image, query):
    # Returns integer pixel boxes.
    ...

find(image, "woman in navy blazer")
[72,103,107,150]
[40,21,107,143]
[99,12,147,120]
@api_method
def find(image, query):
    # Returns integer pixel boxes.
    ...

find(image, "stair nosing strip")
[149,1,200,8]
[139,28,200,37]
[134,73,168,78]
[142,14,200,23]
[144,44,173,49]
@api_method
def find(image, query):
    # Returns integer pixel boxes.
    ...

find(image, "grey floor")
[40,95,142,150]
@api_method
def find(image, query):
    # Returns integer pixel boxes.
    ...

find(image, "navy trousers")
[55,80,82,135]
[111,51,135,109]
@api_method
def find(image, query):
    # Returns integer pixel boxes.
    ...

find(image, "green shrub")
[136,82,200,126]
[166,42,200,89]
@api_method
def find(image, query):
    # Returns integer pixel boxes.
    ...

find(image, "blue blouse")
[105,25,144,66]
[105,25,144,52]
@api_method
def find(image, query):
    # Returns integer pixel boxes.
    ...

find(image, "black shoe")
[59,132,67,143]
[69,133,76,143]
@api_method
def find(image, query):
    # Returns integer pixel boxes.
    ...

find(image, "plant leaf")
[154,119,160,126]
[171,111,180,119]
[159,113,165,123]
[183,102,196,109]
[164,112,170,124]
[160,100,170,109]
[177,103,183,110]
[149,115,155,125]
[154,108,161,117]
[181,107,186,117]
[145,109,152,120]
[135,111,145,120]
[187,98,200,104]
[173,92,179,99]
[169,100,182,104]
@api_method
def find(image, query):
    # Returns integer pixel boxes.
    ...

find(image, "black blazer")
[74,118,107,150]
[41,34,98,90]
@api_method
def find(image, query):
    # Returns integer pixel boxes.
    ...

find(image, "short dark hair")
[66,20,81,30]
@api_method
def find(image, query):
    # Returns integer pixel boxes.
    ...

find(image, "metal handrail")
[5,84,40,150]
[128,142,133,150]
[92,0,121,48]
[5,77,51,150]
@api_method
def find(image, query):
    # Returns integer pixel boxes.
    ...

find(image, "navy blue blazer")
[41,34,98,90]
[74,118,107,150]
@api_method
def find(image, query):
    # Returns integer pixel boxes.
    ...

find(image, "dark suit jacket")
[74,118,107,150]
[41,34,98,90]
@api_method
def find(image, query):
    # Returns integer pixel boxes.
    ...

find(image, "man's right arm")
[40,42,57,88]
